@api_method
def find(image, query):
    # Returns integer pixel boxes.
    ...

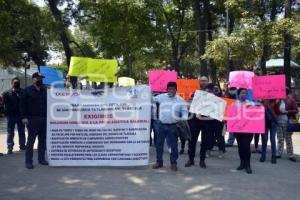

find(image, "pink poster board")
[148,70,177,92]
[228,71,255,89]
[227,105,265,134]
[252,75,286,99]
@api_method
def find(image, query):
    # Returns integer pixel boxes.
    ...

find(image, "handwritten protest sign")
[148,70,177,92]
[222,97,236,119]
[87,59,117,83]
[68,57,117,82]
[252,75,286,99]
[228,71,255,89]
[227,105,265,133]
[177,79,200,101]
[118,77,135,87]
[69,57,89,77]
[189,90,226,121]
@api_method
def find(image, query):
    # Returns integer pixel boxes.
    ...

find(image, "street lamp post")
[21,53,31,87]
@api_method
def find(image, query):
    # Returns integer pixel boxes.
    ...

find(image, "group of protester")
[0,73,298,174]
[150,76,299,174]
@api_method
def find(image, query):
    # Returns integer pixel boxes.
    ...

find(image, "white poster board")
[47,85,151,166]
[189,90,226,121]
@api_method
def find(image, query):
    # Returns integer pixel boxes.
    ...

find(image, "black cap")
[32,72,45,79]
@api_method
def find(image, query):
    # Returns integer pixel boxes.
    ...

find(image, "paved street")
[0,116,300,200]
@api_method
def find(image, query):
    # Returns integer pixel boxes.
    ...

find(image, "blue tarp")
[40,66,64,88]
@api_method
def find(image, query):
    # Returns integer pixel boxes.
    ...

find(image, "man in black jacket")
[2,77,26,154]
[20,72,48,169]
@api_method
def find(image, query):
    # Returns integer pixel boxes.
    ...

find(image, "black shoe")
[7,149,13,155]
[236,165,245,170]
[185,160,195,167]
[26,163,34,169]
[259,156,265,162]
[0,153,3,156]
[271,157,277,164]
[20,146,26,151]
[39,160,49,165]
[170,164,178,172]
[289,157,297,162]
[225,144,233,147]
[276,155,281,159]
[252,149,258,154]
[245,167,252,174]
[199,160,206,169]
[179,149,184,154]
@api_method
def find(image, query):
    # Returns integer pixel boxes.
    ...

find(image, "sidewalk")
[0,117,300,200]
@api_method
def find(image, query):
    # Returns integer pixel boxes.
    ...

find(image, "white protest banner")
[47,85,151,166]
[189,90,226,121]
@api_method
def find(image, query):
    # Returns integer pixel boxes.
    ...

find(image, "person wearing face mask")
[20,72,48,169]
[233,88,255,174]
[152,82,188,171]
[2,77,26,154]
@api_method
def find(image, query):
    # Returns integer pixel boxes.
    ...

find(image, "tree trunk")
[284,0,292,88]
[195,0,208,77]
[206,0,217,83]
[123,3,133,77]
[47,0,76,88]
[227,12,235,72]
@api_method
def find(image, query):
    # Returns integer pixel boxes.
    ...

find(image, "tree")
[0,0,50,67]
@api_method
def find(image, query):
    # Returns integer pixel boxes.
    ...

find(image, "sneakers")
[170,164,178,172]
[26,163,34,169]
[199,160,206,169]
[184,160,195,167]
[152,162,163,169]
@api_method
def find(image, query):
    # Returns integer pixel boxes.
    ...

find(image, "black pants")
[208,120,225,152]
[25,117,46,164]
[187,116,203,161]
[199,120,215,161]
[234,133,253,167]
[179,136,186,151]
[254,134,260,149]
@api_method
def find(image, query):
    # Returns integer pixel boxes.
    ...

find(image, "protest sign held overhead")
[148,70,177,92]
[189,90,226,121]
[228,71,255,89]
[252,75,286,99]
[177,79,200,101]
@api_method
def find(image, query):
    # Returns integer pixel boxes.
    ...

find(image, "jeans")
[261,122,277,158]
[25,117,46,164]
[155,122,178,165]
[6,115,26,150]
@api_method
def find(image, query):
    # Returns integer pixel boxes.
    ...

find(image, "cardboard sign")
[118,77,135,87]
[227,105,265,133]
[68,57,117,82]
[252,75,286,99]
[189,90,226,121]
[177,79,200,101]
[148,70,177,92]
[228,71,255,89]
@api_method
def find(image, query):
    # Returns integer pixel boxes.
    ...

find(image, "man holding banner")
[152,82,188,171]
